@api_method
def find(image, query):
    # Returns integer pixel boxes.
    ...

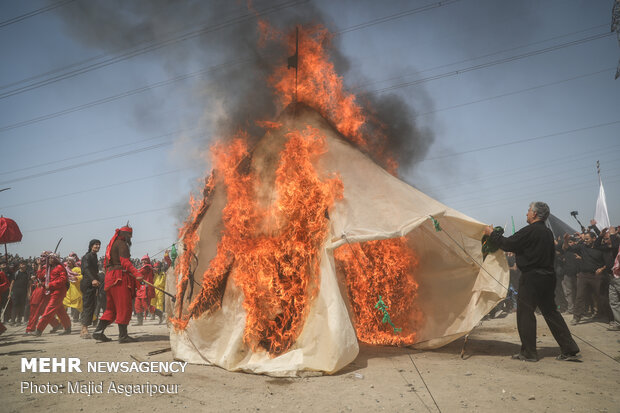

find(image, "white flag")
[594,176,611,230]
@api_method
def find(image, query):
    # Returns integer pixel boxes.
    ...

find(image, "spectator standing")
[80,239,101,339]
[10,262,30,325]
[564,231,607,325]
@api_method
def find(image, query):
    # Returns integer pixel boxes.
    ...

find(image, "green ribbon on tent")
[170,244,178,267]
[429,215,442,232]
[481,226,504,260]
[375,295,402,334]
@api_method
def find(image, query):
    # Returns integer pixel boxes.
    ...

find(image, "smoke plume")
[52,0,434,171]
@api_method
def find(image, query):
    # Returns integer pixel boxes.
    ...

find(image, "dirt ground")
[1,313,618,413]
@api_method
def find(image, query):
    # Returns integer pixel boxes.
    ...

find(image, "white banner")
[594,177,611,230]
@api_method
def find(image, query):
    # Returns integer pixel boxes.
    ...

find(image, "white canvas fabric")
[167,106,508,376]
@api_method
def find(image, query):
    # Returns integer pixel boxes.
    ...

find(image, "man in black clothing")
[484,202,580,362]
[564,231,606,325]
[10,262,30,325]
[80,239,101,338]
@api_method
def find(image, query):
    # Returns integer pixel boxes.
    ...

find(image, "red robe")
[25,269,59,332]
[135,264,155,314]
[0,271,8,334]
[100,234,142,325]
[35,264,71,332]
[136,264,155,300]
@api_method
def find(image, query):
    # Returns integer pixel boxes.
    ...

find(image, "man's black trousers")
[516,271,580,358]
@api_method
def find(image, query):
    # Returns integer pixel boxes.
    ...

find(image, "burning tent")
[166,103,507,376]
[166,25,508,377]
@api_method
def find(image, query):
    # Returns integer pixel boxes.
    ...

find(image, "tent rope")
[390,357,434,413]
[409,353,442,413]
[429,215,620,365]
[341,233,441,412]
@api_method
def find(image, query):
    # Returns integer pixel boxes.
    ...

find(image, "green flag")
[170,244,178,267]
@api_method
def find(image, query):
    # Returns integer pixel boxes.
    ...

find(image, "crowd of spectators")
[490,219,620,331]
[0,249,171,335]
[555,220,620,330]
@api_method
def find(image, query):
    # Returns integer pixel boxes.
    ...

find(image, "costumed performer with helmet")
[92,225,143,343]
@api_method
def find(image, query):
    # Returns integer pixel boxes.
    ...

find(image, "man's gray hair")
[529,201,550,221]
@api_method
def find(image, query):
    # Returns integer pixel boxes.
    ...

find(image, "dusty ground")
[1,313,618,413]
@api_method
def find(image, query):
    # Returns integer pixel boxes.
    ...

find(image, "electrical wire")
[1,32,612,140]
[335,0,462,35]
[365,32,613,95]
[413,67,615,119]
[0,129,207,185]
[418,119,620,162]
[0,0,309,100]
[0,126,202,176]
[0,168,192,209]
[22,205,177,233]
[0,0,461,97]
[352,23,608,90]
[0,0,76,29]
[0,59,249,134]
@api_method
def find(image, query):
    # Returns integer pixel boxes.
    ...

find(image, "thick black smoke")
[52,0,433,170]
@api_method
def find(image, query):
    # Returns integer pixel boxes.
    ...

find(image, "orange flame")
[173,128,342,356]
[334,237,422,345]
[266,24,397,173]
[173,22,424,352]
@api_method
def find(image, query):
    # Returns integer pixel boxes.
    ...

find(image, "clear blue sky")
[0,0,618,260]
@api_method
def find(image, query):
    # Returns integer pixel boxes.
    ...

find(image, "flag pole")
[295,26,298,104]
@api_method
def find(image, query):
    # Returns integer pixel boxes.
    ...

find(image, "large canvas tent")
[167,105,508,377]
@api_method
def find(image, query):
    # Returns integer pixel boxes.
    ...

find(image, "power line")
[0,167,193,209]
[352,23,608,91]
[22,205,177,233]
[0,140,173,186]
[443,167,620,206]
[0,0,461,98]
[366,32,613,95]
[453,175,620,213]
[0,0,76,29]
[0,3,238,91]
[0,126,201,176]
[0,59,246,134]
[413,67,615,119]
[1,30,611,139]
[0,126,209,185]
[447,163,620,209]
[416,144,620,193]
[419,119,620,162]
[0,0,308,101]
[1,64,608,178]
[335,0,462,35]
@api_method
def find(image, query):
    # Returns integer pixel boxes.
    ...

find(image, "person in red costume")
[25,252,62,335]
[133,255,155,326]
[0,267,9,335]
[93,225,143,343]
[34,253,71,336]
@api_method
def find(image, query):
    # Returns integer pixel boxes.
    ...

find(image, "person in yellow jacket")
[150,261,166,324]
[63,257,83,322]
